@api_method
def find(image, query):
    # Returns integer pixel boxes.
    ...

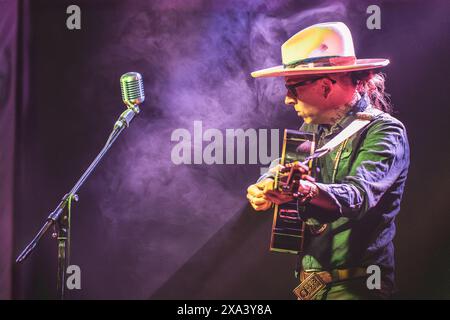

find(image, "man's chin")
[297,109,315,123]
[299,115,315,124]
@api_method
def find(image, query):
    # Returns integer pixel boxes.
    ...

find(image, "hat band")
[283,56,356,69]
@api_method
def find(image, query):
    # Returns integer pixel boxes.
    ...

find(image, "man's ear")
[321,78,333,98]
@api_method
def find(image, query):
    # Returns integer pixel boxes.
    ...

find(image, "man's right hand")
[246,179,274,211]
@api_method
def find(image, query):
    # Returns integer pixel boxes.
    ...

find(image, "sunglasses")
[285,76,337,98]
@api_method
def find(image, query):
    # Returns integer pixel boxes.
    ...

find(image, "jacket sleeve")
[256,158,281,182]
[314,116,410,220]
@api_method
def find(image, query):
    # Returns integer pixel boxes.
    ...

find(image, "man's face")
[284,73,354,124]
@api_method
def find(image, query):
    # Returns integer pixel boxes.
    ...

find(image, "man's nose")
[285,90,297,106]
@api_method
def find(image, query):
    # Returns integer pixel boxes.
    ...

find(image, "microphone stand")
[16,105,140,300]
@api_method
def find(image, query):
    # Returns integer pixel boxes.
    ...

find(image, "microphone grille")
[120,72,145,107]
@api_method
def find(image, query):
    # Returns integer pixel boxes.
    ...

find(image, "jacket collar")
[314,93,371,136]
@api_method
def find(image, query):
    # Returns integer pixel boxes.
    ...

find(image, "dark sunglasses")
[285,76,337,97]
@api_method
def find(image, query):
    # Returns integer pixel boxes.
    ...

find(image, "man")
[246,22,410,299]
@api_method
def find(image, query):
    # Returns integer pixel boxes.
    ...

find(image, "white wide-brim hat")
[251,22,389,78]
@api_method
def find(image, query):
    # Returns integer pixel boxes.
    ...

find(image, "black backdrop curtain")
[0,0,16,300]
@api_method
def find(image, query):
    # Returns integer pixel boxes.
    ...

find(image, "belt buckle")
[293,272,326,300]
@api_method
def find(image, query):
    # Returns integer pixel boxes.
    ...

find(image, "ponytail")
[350,70,393,114]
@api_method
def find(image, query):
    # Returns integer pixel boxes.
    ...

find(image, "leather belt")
[300,267,368,284]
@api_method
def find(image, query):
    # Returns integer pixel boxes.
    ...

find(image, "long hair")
[350,70,393,114]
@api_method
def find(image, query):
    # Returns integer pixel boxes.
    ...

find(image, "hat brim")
[251,58,389,78]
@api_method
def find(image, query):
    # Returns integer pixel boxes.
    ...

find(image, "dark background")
[1,0,449,299]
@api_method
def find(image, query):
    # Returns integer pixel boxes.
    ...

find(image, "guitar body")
[270,129,316,254]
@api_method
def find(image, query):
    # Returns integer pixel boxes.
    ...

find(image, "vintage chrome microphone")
[16,72,145,300]
[114,72,145,129]
[121,72,145,107]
